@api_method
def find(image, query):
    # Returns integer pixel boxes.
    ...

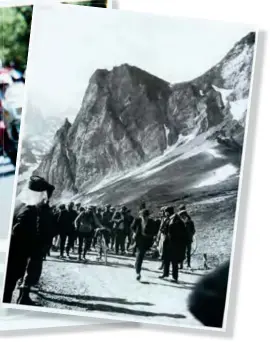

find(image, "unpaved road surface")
[27,251,205,327]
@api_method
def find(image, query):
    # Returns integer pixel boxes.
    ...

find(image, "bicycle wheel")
[191,235,197,256]
[102,236,108,265]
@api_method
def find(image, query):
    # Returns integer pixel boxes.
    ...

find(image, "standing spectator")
[159,207,188,283]
[57,204,71,258]
[112,211,125,254]
[156,206,169,270]
[102,204,113,246]
[179,206,196,269]
[3,176,55,305]
[75,207,101,260]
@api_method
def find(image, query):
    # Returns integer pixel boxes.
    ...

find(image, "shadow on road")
[47,258,119,268]
[37,292,186,319]
[140,280,194,290]
[38,290,153,306]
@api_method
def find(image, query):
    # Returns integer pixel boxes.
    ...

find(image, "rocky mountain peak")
[32,32,255,200]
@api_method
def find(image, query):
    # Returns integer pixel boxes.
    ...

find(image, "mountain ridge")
[31,32,255,201]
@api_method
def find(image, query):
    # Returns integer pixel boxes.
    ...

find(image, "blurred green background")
[0,1,108,72]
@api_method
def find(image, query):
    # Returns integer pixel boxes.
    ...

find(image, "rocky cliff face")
[34,119,77,196]
[34,32,256,199]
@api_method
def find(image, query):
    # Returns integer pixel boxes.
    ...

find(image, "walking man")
[132,209,156,281]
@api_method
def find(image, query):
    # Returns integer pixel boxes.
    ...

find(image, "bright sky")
[26,3,254,119]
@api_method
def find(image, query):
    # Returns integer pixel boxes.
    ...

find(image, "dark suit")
[3,202,53,303]
[57,208,78,256]
[132,217,156,274]
[162,214,188,281]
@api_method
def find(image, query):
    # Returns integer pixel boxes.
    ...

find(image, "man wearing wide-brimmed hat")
[3,176,55,305]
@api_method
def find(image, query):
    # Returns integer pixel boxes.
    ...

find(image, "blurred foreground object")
[188,260,230,328]
[0,67,24,165]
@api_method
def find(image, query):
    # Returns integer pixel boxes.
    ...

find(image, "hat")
[178,205,187,216]
[140,209,150,217]
[164,206,174,216]
[139,202,146,210]
[28,176,55,199]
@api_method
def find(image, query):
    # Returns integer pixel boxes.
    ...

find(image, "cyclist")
[94,226,111,261]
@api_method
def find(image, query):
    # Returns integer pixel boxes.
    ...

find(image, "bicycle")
[94,227,110,265]
[190,235,197,256]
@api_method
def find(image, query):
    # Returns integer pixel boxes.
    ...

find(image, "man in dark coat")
[96,207,103,222]
[188,260,230,328]
[179,206,196,269]
[57,202,78,258]
[131,209,156,281]
[74,207,101,260]
[65,202,78,256]
[57,204,71,258]
[159,206,188,283]
[112,211,125,254]
[3,176,55,304]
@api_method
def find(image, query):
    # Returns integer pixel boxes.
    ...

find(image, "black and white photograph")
[0,0,114,332]
[1,3,257,330]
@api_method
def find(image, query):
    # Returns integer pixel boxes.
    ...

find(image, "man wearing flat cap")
[3,176,55,305]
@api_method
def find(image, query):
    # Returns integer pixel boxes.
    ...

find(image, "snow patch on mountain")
[194,164,238,188]
[230,98,248,121]
[164,125,170,146]
[212,85,233,104]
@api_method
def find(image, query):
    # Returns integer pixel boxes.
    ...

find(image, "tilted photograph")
[2,3,257,330]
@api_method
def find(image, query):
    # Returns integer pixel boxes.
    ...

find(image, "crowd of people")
[48,201,196,282]
[3,175,229,329]
[3,176,196,304]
